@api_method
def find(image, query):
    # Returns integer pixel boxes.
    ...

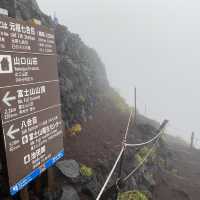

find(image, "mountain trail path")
[153,140,200,200]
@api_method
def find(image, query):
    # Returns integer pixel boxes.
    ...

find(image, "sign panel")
[0,15,64,195]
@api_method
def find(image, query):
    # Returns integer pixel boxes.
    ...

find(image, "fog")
[37,0,200,144]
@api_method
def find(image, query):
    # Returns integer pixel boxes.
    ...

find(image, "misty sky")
[37,0,200,143]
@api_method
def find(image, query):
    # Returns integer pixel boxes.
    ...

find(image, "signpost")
[0,14,64,196]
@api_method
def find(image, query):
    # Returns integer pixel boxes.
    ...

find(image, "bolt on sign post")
[0,14,64,196]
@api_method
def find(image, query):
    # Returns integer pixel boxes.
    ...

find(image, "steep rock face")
[0,0,109,127]
[55,25,109,127]
[0,0,52,26]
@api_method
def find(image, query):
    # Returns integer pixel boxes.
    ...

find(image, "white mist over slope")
[37,0,200,142]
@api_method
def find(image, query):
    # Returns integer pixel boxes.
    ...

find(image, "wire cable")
[96,146,125,200]
[96,87,167,199]
[123,120,168,182]
[125,120,168,148]
[124,87,136,143]
[96,88,136,200]
[123,138,160,182]
[125,132,162,147]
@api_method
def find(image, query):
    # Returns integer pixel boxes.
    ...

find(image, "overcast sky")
[37,0,200,143]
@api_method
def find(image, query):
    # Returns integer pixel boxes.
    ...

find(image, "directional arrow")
[2,91,16,107]
[6,125,20,140]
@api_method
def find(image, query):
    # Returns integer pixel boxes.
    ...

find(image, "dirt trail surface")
[153,140,200,200]
[63,99,127,167]
[62,99,200,200]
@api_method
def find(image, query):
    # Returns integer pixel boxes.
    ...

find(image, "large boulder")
[56,160,80,179]
[143,172,156,188]
[60,186,80,200]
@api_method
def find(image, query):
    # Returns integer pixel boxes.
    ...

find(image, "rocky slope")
[0,0,109,128]
[153,137,200,200]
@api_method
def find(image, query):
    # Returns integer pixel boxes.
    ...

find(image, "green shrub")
[139,147,149,159]
[135,153,143,164]
[135,147,149,165]
[135,146,157,164]
[118,190,149,200]
[80,164,93,177]
[69,123,82,135]
[107,88,131,113]
[171,168,178,175]
[158,157,165,167]
[79,95,85,103]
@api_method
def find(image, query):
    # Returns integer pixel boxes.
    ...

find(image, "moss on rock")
[80,164,93,177]
[118,190,149,200]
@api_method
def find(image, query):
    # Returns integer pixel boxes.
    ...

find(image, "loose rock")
[56,160,80,179]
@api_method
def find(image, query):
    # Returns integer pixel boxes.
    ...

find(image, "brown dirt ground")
[63,100,127,167]
[63,100,200,200]
[153,142,200,200]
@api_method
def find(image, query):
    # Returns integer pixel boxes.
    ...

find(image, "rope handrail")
[125,120,168,147]
[123,138,160,182]
[96,86,168,200]
[96,146,125,200]
[96,95,135,200]
[123,120,168,182]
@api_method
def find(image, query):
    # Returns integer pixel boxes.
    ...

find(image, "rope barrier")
[123,138,160,182]
[96,120,168,200]
[122,120,168,182]
[125,131,162,148]
[96,87,168,200]
[117,88,136,180]
[96,146,125,200]
[125,120,168,148]
[96,94,135,200]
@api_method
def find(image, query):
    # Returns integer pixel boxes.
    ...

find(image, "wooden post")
[0,122,10,197]
[134,87,137,124]
[47,168,54,192]
[145,104,147,116]
[8,0,16,18]
[33,177,42,196]
[19,187,29,200]
[190,132,195,149]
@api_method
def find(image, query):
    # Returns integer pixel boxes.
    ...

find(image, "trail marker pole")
[190,132,195,149]
[134,87,137,124]
[8,0,16,17]
[117,87,137,179]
